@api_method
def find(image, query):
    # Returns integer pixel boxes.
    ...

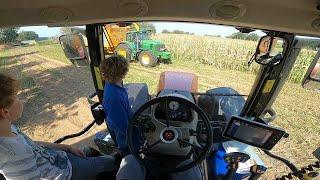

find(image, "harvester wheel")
[116,44,132,61]
[138,51,158,67]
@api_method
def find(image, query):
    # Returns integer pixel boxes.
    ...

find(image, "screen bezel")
[222,116,286,150]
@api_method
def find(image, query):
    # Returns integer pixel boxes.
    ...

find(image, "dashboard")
[154,100,193,122]
[154,89,195,122]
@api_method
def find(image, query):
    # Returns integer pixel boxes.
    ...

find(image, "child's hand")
[67,146,86,158]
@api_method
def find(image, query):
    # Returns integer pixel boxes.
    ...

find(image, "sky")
[19,22,265,38]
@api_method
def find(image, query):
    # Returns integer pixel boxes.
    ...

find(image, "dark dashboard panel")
[154,100,193,122]
[154,89,195,122]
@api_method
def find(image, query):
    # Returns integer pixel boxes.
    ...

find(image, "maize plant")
[153,34,317,84]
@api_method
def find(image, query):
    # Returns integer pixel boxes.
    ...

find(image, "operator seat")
[198,87,245,144]
[206,87,245,121]
[198,87,245,122]
[124,83,150,114]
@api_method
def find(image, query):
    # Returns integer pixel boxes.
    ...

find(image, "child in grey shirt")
[0,73,115,180]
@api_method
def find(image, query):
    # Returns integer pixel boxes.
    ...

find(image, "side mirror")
[59,34,89,67]
[254,36,285,65]
[302,55,320,91]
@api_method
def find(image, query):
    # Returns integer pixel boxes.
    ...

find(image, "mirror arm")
[302,47,320,86]
[310,77,320,83]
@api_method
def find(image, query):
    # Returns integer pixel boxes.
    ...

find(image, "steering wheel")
[127,96,213,174]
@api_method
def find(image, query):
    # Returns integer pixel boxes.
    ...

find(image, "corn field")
[153,34,316,83]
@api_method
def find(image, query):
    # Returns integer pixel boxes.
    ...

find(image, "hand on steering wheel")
[127,96,213,174]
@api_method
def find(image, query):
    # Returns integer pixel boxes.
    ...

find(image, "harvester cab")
[126,30,150,50]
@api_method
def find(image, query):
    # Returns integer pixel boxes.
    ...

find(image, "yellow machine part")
[103,23,139,54]
[68,23,139,55]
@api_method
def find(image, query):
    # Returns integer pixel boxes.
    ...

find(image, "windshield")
[126,31,150,42]
[139,31,150,40]
[116,23,263,95]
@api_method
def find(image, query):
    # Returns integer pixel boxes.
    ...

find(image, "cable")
[54,119,96,143]
[276,161,320,180]
[263,150,302,178]
[264,150,320,179]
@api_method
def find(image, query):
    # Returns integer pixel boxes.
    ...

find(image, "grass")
[0,43,71,64]
[0,35,319,178]
[0,50,9,71]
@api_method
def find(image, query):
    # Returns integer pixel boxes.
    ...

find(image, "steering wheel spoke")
[177,138,205,151]
[164,98,170,127]
[140,139,162,154]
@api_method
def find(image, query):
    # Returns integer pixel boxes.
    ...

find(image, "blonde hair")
[0,73,19,108]
[100,55,129,83]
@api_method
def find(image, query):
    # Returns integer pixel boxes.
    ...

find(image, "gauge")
[169,101,179,111]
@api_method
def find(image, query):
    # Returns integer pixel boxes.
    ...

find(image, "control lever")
[223,152,250,180]
[249,165,267,180]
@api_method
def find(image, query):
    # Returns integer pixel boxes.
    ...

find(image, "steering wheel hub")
[160,127,178,143]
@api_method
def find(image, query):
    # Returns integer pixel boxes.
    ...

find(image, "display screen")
[223,116,286,150]
[227,120,272,146]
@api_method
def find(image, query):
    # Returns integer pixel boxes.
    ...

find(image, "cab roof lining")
[1,0,320,37]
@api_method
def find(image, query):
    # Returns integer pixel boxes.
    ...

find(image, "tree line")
[0,28,39,43]
[227,32,260,41]
[161,29,194,35]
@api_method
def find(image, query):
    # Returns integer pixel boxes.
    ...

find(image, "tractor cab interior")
[1,1,320,179]
[55,22,320,179]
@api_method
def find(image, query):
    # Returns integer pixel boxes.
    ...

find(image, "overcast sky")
[19,22,265,37]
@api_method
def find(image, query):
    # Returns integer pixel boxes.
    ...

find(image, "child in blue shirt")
[100,55,132,155]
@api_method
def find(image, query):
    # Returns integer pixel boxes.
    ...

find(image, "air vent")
[40,7,73,23]
[118,0,148,17]
[209,0,246,20]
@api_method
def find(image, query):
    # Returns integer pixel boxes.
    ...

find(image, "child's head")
[0,73,23,122]
[100,55,129,83]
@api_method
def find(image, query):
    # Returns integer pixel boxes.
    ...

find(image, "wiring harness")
[276,161,320,180]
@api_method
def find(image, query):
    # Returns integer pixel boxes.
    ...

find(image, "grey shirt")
[0,125,72,180]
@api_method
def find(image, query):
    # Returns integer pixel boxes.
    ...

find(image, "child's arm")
[35,141,86,157]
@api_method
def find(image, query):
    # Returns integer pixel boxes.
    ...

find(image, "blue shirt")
[102,83,132,151]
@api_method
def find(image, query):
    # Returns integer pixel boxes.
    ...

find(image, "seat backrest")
[206,87,245,121]
[124,83,150,114]
[198,94,219,121]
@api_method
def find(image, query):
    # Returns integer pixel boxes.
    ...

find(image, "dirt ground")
[1,51,105,146]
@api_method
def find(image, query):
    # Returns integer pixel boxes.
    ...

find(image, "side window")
[127,34,132,42]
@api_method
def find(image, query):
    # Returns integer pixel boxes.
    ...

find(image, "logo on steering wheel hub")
[160,127,178,144]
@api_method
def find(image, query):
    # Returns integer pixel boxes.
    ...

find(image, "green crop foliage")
[153,34,316,83]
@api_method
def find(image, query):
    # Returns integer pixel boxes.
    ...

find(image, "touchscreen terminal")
[222,116,286,150]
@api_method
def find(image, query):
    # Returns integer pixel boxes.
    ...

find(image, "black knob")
[249,165,267,180]
[224,152,250,164]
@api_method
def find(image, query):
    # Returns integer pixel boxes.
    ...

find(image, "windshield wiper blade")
[192,92,248,97]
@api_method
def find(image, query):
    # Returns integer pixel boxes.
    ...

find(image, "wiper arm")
[192,92,248,97]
